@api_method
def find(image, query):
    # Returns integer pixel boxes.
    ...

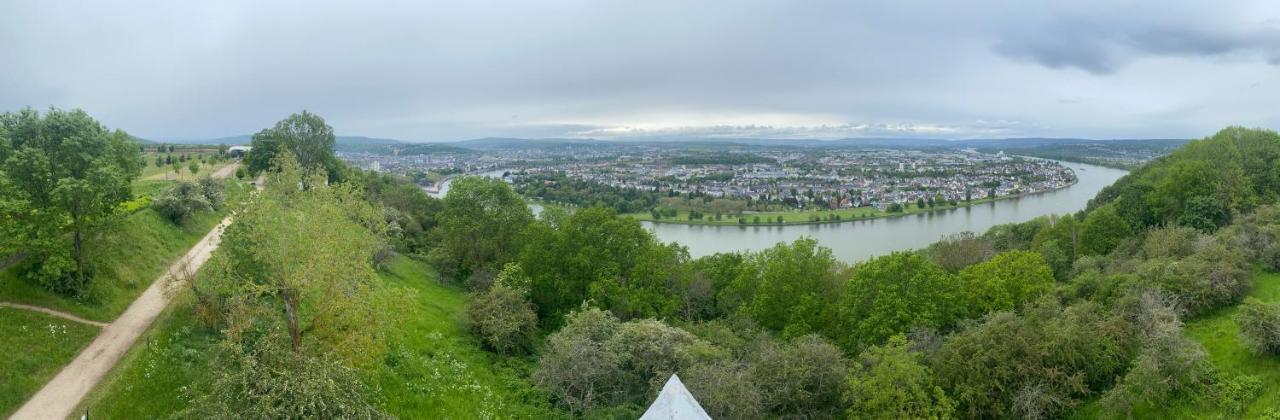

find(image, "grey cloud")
[0,1,1278,141]
[992,11,1280,75]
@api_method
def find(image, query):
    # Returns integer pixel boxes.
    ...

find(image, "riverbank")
[623,178,1077,227]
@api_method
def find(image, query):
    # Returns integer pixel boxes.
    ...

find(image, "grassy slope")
[0,308,100,417]
[80,255,563,418]
[0,180,250,322]
[375,256,564,419]
[1073,270,1280,418]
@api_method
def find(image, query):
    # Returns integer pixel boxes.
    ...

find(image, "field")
[79,255,564,418]
[0,180,251,322]
[0,308,101,417]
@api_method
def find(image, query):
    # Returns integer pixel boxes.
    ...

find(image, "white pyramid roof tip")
[639,374,712,420]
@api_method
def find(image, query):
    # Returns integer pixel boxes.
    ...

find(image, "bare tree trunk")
[283,289,302,352]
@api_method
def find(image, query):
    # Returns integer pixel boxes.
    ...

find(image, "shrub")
[182,329,387,419]
[1236,298,1280,355]
[748,334,848,416]
[845,335,955,419]
[198,177,226,210]
[151,181,212,224]
[465,284,538,355]
[1141,226,1203,259]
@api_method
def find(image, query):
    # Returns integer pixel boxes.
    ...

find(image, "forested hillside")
[66,120,1280,418]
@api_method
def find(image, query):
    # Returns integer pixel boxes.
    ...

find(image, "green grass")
[0,180,251,322]
[0,307,101,417]
[375,255,564,419]
[621,198,1000,226]
[1073,270,1280,418]
[76,289,217,418]
[80,255,564,418]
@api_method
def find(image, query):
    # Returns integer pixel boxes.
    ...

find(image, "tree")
[434,176,533,281]
[188,160,200,177]
[845,335,955,419]
[0,108,140,294]
[1080,204,1132,256]
[839,252,956,349]
[204,155,403,364]
[726,238,843,338]
[466,283,538,355]
[151,181,212,225]
[956,250,1054,316]
[1235,298,1280,355]
[245,111,338,179]
[926,231,993,273]
[521,206,685,323]
[917,198,927,209]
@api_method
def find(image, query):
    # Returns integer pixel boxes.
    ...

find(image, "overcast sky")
[2,1,1279,141]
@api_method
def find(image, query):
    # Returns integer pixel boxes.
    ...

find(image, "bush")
[845,335,955,419]
[198,177,226,210]
[748,334,848,417]
[1236,298,1280,355]
[182,329,387,419]
[151,181,212,224]
[464,284,538,355]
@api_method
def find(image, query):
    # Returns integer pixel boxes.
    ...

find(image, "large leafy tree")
[724,238,844,338]
[244,110,338,179]
[956,250,1054,316]
[435,176,533,280]
[204,155,404,366]
[839,251,956,350]
[0,108,140,293]
[520,206,684,323]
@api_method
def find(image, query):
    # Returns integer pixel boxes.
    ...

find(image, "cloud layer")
[1,1,1278,141]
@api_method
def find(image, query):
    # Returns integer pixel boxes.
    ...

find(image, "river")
[428,161,1128,263]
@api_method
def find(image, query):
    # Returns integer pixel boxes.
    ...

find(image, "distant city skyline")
[3,1,1279,141]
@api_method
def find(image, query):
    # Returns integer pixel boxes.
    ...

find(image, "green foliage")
[845,335,955,419]
[1080,204,1132,256]
[0,108,141,294]
[956,250,1054,316]
[724,238,843,339]
[521,207,684,323]
[926,231,993,273]
[181,328,388,419]
[245,110,339,180]
[200,155,404,367]
[465,283,538,355]
[1092,127,1280,231]
[1236,298,1280,355]
[1099,321,1214,417]
[840,252,956,349]
[434,176,533,280]
[150,181,212,225]
[933,300,1139,418]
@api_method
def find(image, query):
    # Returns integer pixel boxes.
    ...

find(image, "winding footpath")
[9,165,251,420]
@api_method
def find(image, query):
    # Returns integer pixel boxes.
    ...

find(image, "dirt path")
[0,303,108,328]
[9,217,232,420]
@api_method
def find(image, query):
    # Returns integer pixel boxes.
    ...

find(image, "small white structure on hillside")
[639,374,712,420]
